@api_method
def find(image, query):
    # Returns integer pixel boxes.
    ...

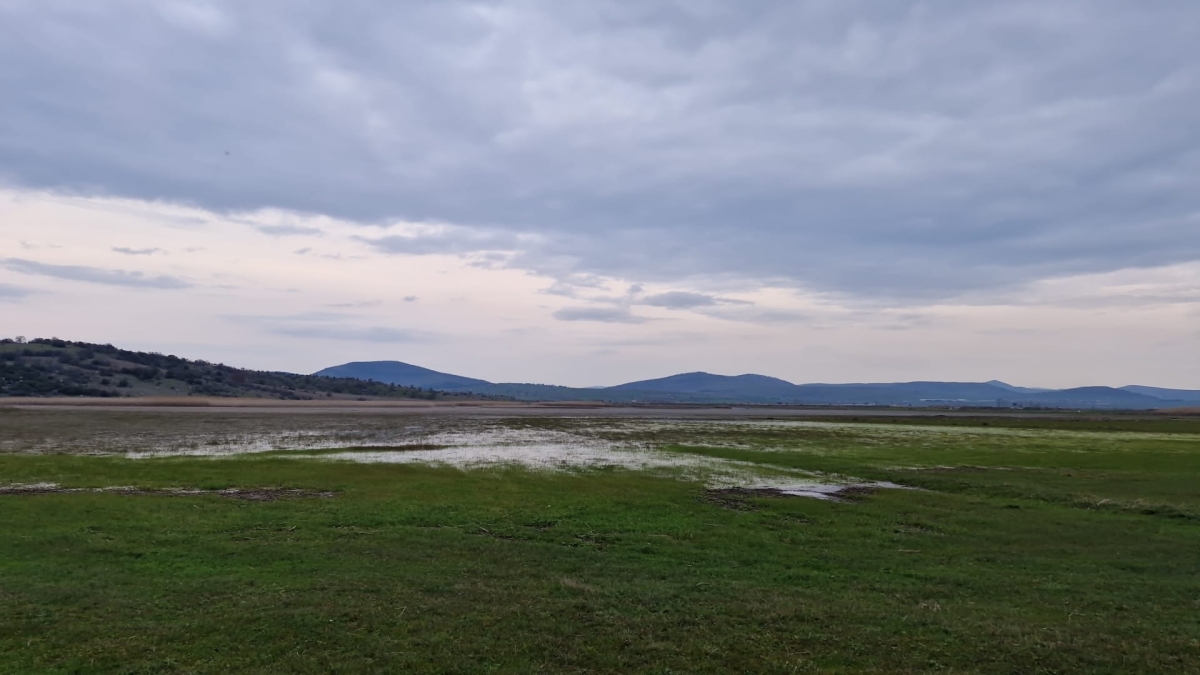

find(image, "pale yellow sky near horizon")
[3,188,1198,389]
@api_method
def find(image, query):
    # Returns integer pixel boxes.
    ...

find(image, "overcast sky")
[2,1,1198,388]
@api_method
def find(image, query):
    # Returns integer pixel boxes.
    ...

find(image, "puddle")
[701,482,909,509]
[739,481,913,501]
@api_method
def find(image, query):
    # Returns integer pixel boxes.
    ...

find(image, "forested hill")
[0,338,464,400]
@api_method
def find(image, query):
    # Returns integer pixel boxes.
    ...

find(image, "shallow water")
[3,415,995,498]
[303,441,807,488]
[766,481,914,500]
[254,424,785,486]
[107,419,897,497]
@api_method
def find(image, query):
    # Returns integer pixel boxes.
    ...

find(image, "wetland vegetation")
[1,409,1198,673]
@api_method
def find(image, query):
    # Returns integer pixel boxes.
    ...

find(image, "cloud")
[358,227,522,256]
[639,291,751,310]
[254,224,324,237]
[699,306,813,325]
[269,311,357,322]
[1,258,191,289]
[0,283,33,301]
[268,325,430,343]
[19,241,61,250]
[550,286,757,322]
[540,275,609,298]
[232,309,433,343]
[292,246,362,260]
[325,300,383,309]
[977,328,1042,337]
[155,2,233,37]
[588,332,716,348]
[403,295,418,302]
[112,246,162,256]
[1,2,1198,302]
[552,306,650,324]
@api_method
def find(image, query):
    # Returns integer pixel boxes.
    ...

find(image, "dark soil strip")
[0,484,336,501]
[702,485,877,510]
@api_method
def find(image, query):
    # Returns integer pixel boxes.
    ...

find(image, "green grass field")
[2,409,1198,673]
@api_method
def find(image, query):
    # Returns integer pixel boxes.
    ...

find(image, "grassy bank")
[1,412,1198,673]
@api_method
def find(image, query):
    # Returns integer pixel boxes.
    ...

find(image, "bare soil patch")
[1162,407,1200,416]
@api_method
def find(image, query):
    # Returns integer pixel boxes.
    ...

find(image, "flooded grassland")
[2,407,1199,672]
[4,409,1198,502]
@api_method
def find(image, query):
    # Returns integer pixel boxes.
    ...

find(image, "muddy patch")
[703,481,909,509]
[702,487,780,511]
[0,483,336,501]
[769,480,913,500]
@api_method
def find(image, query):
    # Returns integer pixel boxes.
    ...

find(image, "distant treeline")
[0,337,461,400]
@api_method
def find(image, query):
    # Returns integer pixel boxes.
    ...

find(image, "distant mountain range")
[316,361,1200,410]
[311,360,489,391]
[12,337,1191,410]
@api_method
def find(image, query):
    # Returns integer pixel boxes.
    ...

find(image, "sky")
[2,0,1198,388]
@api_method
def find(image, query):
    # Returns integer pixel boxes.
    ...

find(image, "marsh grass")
[1,411,1199,673]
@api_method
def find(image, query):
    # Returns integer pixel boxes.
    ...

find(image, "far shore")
[2,396,1189,418]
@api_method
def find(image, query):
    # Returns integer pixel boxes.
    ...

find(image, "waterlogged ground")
[2,408,1200,672]
[1,412,929,496]
[4,410,1200,497]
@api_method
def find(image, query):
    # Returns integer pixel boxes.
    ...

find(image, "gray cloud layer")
[552,306,649,324]
[2,1,1198,300]
[255,224,324,237]
[1,258,191,289]
[229,310,432,343]
[0,283,32,300]
[639,291,752,310]
[359,229,522,256]
[268,325,430,343]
